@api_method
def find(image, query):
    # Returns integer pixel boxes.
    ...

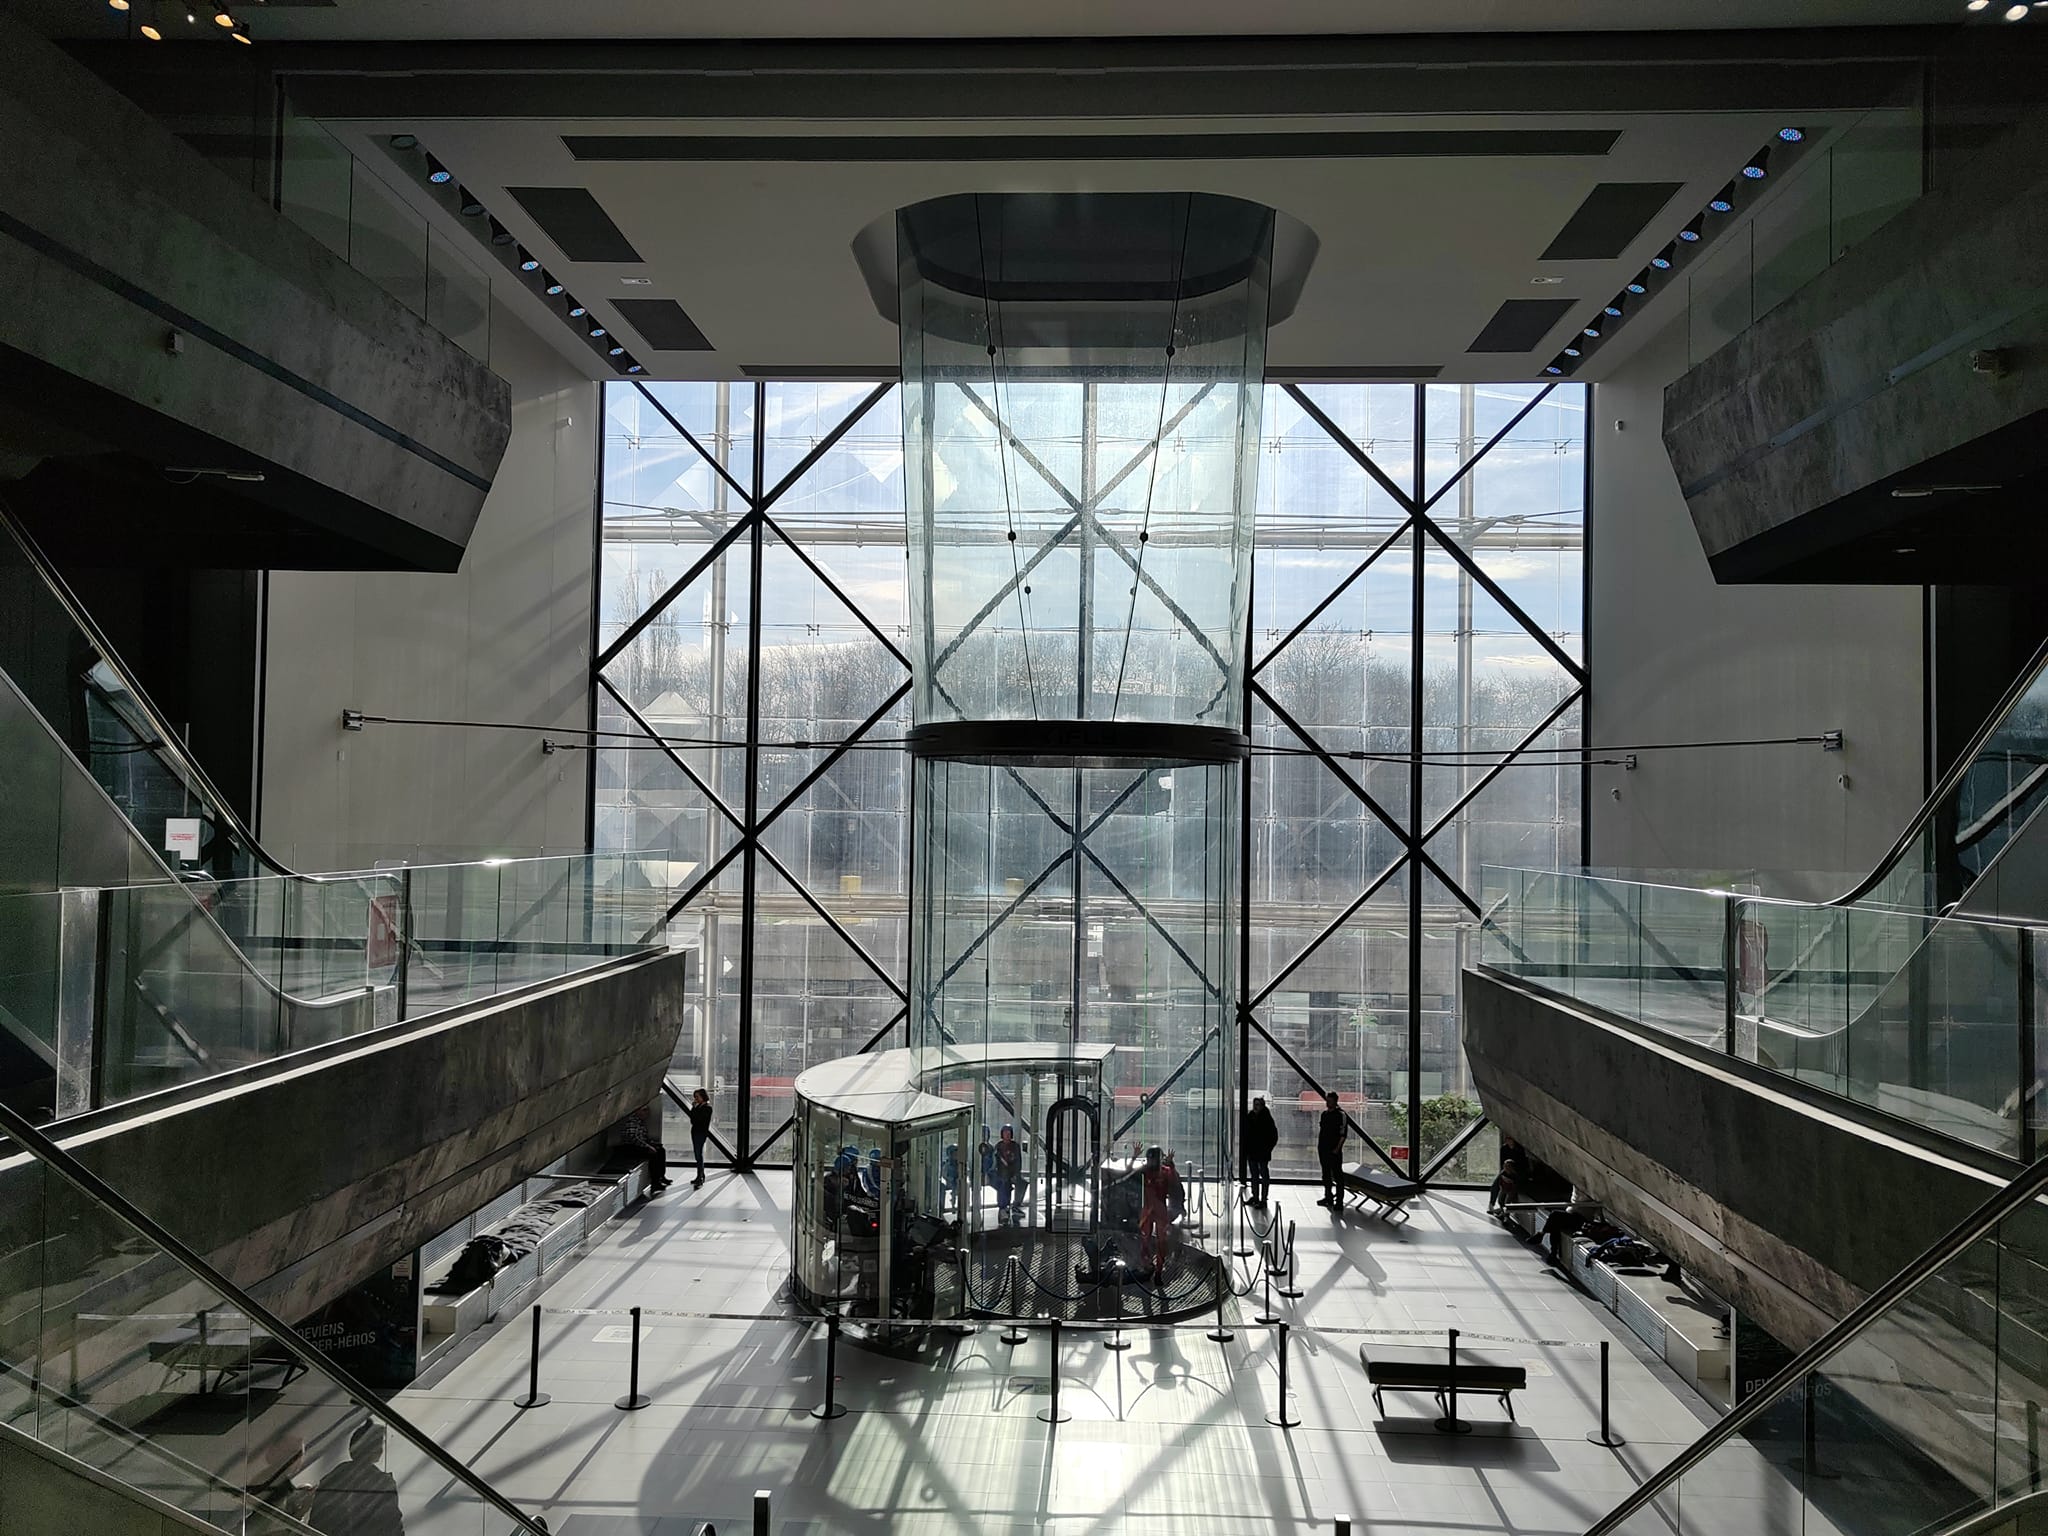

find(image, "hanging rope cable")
[1111,195,1196,719]
[973,194,1041,719]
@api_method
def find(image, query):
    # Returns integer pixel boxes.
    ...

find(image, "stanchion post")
[1278,1220,1304,1301]
[1255,1241,1281,1325]
[1037,1318,1070,1426]
[752,1489,769,1536]
[1335,1522,1352,1536]
[1206,1273,1235,1343]
[614,1305,651,1411]
[810,1311,848,1421]
[1433,1327,1471,1434]
[1586,1339,1625,1447]
[1266,1321,1300,1428]
[1000,1258,1029,1346]
[515,1304,550,1409]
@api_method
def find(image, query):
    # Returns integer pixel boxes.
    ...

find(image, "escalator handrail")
[1834,631,2048,908]
[1585,1154,2048,1535]
[0,1093,551,1536]
[0,499,300,879]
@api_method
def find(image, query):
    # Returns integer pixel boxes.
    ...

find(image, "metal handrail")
[1585,1154,2048,1535]
[0,1095,551,1536]
[0,498,299,878]
[1835,631,2048,908]
[1933,1487,2048,1536]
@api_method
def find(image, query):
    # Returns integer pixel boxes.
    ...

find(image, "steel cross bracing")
[593,380,1587,1178]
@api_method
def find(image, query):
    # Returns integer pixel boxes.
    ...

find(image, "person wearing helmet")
[993,1124,1022,1225]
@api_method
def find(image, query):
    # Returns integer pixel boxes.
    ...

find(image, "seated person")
[1488,1137,1528,1215]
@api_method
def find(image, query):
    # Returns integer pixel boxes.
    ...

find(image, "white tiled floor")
[398,1177,1724,1535]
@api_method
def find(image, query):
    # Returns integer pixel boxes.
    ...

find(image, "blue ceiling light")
[1741,145,1771,179]
[426,158,453,185]
[1544,364,1563,375]
[518,250,540,272]
[1625,276,1648,295]
[607,343,625,356]
[1563,346,1582,358]
[1708,183,1736,213]
[1677,218,1704,243]
[542,274,565,296]
[568,302,588,318]
[1603,302,1624,318]
[626,363,644,374]
[1650,245,1676,270]
[1778,126,1805,142]
[587,320,608,339]
[1583,323,1602,338]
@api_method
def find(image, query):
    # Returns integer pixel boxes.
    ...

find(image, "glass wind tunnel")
[791,192,1312,1324]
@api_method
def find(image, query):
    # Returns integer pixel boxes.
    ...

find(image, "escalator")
[1582,1152,2048,1536]
[1,501,676,1125]
[0,1089,548,1536]
[1735,638,2048,1151]
[0,499,293,885]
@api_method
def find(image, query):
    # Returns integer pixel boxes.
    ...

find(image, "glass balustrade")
[6,852,672,1123]
[0,1104,540,1536]
[1595,1171,2048,1536]
[1483,865,2046,1159]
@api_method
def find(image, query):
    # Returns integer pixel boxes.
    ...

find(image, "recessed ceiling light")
[214,10,235,25]
[620,276,655,287]
[542,273,565,296]
[140,20,162,36]
[390,134,418,151]
[1778,126,1806,141]
[1625,276,1648,295]
[1529,276,1565,286]
[1741,146,1772,179]
[109,0,129,10]
[568,302,588,318]
[1543,365,1563,375]
[1678,218,1704,243]
[2005,3,2027,17]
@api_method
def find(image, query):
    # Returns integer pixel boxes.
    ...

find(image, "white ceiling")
[94,0,1972,41]
[333,107,1848,384]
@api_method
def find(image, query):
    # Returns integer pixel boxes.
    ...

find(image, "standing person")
[617,1107,670,1195]
[1137,1146,1176,1282]
[310,1421,404,1536]
[992,1124,1021,1225]
[686,1088,714,1188]
[1241,1096,1279,1206]
[1316,1091,1346,1209]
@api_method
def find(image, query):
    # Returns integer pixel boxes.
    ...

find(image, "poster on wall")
[300,1252,421,1388]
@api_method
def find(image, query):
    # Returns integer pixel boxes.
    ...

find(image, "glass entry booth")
[790,1049,971,1320]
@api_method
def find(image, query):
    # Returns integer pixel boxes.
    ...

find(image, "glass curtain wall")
[596,378,1586,1181]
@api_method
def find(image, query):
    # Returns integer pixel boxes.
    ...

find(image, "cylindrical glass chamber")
[795,191,1293,1326]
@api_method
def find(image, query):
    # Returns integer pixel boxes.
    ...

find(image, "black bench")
[1359,1343,1527,1422]
[1335,1164,1424,1220]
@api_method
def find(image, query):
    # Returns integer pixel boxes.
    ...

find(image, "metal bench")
[1359,1343,1527,1421]
[1335,1163,1424,1220]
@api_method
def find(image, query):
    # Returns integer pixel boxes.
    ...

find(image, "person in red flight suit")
[1137,1145,1180,1283]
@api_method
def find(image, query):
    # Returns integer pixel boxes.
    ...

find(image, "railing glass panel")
[1485,866,2040,1159]
[0,1106,543,1536]
[1588,1173,2048,1536]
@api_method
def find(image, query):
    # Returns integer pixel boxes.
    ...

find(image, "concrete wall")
[1588,318,1925,898]
[259,298,596,871]
[1464,967,2009,1349]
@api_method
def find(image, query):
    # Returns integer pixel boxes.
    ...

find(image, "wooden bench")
[1335,1164,1424,1221]
[1359,1343,1527,1422]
